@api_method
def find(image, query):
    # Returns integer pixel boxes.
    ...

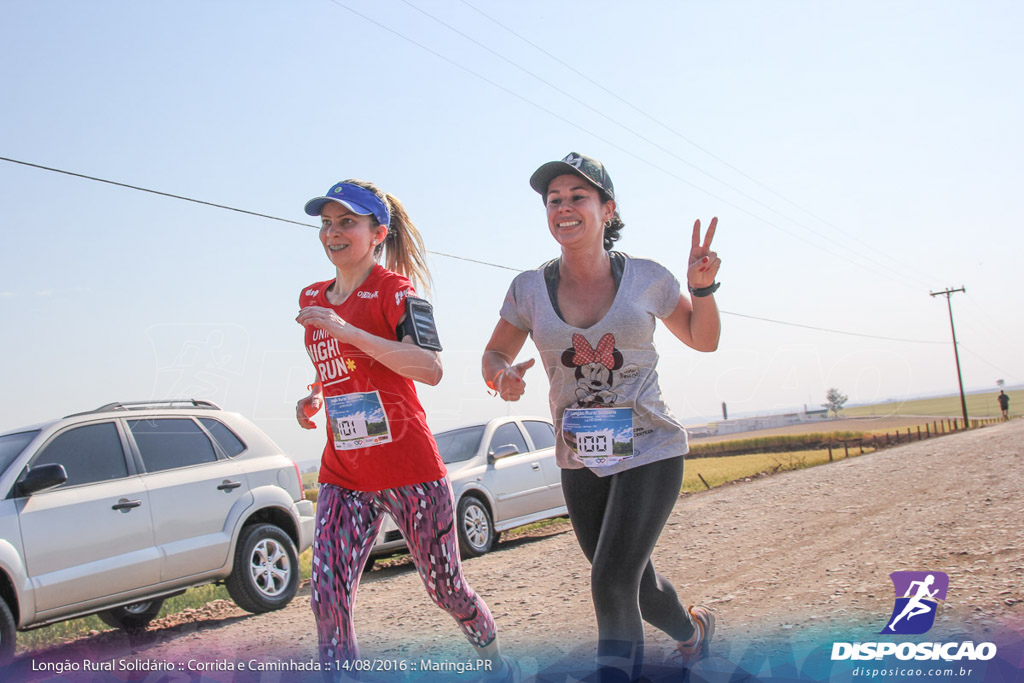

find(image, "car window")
[488,423,528,456]
[435,426,485,465]
[523,421,556,451]
[31,423,127,488]
[0,430,39,475]
[199,418,246,457]
[128,418,218,473]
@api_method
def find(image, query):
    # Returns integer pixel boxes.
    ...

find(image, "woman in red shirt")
[295,180,516,680]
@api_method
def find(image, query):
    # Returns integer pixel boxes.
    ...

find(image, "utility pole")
[930,287,968,426]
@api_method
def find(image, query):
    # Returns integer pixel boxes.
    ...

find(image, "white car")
[0,400,315,664]
[369,416,567,562]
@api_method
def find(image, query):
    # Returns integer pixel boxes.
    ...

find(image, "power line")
[0,153,524,270]
[399,0,854,259]
[319,0,911,287]
[449,0,940,291]
[721,311,946,344]
[0,156,313,228]
[1,154,946,345]
[428,251,522,272]
[959,345,1023,385]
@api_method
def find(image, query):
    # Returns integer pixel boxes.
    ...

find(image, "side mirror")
[487,444,519,464]
[16,464,68,497]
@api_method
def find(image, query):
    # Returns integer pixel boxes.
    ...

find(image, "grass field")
[690,390,1018,446]
[17,393,1016,654]
[842,389,1022,419]
[682,447,862,492]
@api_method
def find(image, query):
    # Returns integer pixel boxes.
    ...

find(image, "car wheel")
[97,599,164,631]
[0,595,15,666]
[226,523,300,613]
[456,496,494,557]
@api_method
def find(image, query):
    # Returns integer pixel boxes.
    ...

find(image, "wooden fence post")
[828,444,833,462]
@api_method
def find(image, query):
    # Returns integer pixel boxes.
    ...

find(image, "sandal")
[674,604,715,663]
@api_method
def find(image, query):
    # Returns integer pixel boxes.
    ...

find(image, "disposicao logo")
[881,571,948,635]
[831,570,997,663]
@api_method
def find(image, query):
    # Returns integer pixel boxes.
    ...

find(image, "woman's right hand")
[296,392,323,429]
[494,358,535,402]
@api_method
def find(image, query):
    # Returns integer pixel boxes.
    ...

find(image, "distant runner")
[998,390,1010,420]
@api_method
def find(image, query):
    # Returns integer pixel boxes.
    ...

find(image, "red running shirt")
[300,265,445,491]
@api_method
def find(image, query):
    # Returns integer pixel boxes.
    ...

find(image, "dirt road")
[13,420,1024,681]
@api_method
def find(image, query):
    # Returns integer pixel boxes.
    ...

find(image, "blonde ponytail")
[343,179,433,296]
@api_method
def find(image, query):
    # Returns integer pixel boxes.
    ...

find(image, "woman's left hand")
[296,306,355,343]
[686,217,720,289]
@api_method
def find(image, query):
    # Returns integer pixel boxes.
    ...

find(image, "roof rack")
[66,399,222,418]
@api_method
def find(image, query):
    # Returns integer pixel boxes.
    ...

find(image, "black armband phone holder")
[396,296,443,351]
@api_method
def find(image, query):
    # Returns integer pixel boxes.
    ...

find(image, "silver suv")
[0,400,315,664]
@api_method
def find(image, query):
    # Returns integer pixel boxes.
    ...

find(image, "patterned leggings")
[311,478,497,665]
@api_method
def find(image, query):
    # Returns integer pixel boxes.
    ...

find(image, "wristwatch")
[688,282,721,297]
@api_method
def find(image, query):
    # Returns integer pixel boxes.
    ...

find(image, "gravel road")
[12,419,1024,682]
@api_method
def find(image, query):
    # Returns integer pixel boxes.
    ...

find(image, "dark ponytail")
[601,192,624,251]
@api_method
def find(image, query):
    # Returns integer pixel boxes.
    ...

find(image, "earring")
[603,219,612,229]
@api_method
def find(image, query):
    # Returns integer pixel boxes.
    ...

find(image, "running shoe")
[490,655,522,683]
[674,604,716,663]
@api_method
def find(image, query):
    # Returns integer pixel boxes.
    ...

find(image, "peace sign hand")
[687,217,720,290]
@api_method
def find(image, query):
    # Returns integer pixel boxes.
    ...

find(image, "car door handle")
[217,480,242,492]
[112,498,142,511]
[531,463,540,470]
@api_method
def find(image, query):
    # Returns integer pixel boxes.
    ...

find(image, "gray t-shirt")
[500,253,689,476]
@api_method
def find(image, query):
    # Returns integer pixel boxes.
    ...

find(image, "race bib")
[324,391,393,451]
[562,407,635,468]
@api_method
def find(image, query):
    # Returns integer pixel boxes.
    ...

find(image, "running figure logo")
[881,571,948,635]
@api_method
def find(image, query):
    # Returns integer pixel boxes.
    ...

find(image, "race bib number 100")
[562,407,635,468]
[324,391,393,450]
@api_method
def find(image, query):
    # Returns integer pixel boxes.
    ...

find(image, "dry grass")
[682,447,861,492]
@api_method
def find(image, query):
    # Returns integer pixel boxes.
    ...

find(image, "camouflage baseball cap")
[529,152,615,201]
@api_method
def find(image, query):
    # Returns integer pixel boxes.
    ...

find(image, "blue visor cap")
[304,182,390,227]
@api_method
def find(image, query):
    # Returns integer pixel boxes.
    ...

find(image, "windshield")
[434,426,485,465]
[0,430,40,475]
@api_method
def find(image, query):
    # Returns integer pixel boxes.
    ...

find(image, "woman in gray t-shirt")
[482,152,722,680]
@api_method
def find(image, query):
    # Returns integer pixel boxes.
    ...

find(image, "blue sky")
[2,1,1022,467]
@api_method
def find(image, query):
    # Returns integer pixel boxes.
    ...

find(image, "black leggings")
[561,456,693,679]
